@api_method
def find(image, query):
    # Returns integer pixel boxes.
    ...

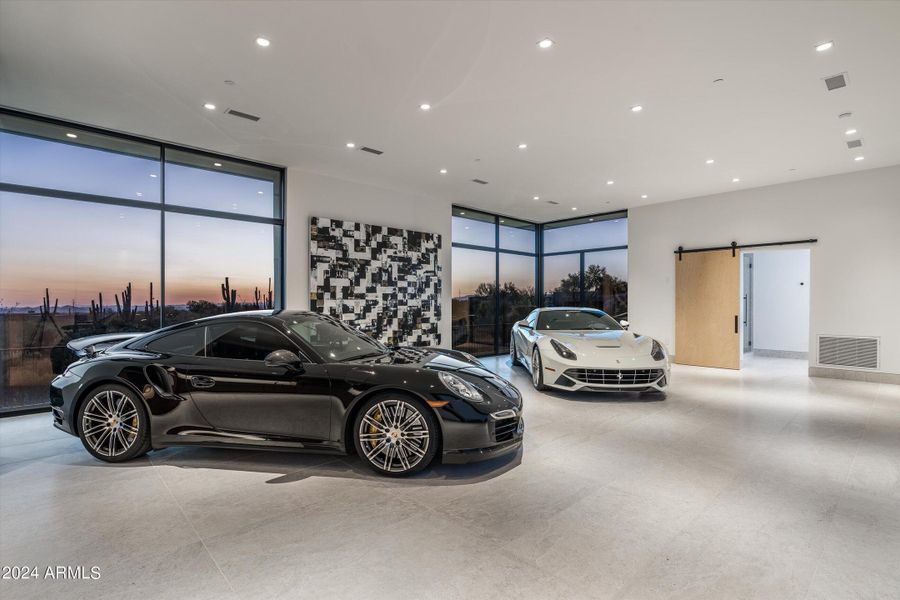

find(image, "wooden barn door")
[675,249,741,369]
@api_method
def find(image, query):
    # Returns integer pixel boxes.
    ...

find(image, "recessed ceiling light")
[459,212,466,215]
[706,159,715,164]
[589,218,594,221]
[533,196,540,200]
[845,128,857,135]
[518,143,528,150]
[537,38,554,49]
[346,142,356,148]
[606,180,614,185]
[203,103,216,110]
[66,133,77,138]
[641,194,648,199]
[732,177,740,182]
[571,207,577,211]
[257,190,263,194]
[439,168,447,174]
[815,40,834,52]
[631,105,643,113]
[213,162,222,167]
[150,174,157,178]
[500,219,505,223]
[854,156,865,161]
[256,37,270,47]
[136,192,143,197]
[419,103,431,111]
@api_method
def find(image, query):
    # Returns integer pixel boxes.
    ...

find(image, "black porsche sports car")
[50,310,523,476]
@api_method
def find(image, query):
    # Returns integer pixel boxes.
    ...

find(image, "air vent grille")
[472,178,488,185]
[846,139,863,149]
[359,146,383,155]
[546,200,559,205]
[824,73,848,91]
[225,108,261,122]
[818,335,878,370]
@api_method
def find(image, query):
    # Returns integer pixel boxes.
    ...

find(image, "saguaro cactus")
[221,277,237,312]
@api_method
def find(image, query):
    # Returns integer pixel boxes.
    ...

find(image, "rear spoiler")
[66,332,145,354]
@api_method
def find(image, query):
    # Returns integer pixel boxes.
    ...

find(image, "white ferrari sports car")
[510,307,670,393]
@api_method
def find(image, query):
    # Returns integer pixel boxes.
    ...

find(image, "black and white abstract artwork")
[309,216,442,346]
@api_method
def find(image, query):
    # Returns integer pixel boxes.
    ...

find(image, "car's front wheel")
[77,384,151,462]
[353,394,438,477]
[532,348,547,391]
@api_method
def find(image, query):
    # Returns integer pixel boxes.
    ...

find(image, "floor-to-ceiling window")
[0,110,284,412]
[543,211,628,317]
[451,208,536,356]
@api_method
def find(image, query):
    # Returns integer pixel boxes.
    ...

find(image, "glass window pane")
[498,253,535,353]
[0,192,160,412]
[451,207,495,248]
[145,326,206,356]
[164,213,276,324]
[543,254,581,307]
[451,247,496,356]
[205,322,291,361]
[0,114,161,202]
[499,217,535,253]
[165,148,281,219]
[543,214,627,253]
[584,249,628,319]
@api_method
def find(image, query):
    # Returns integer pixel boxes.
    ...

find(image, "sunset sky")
[0,131,277,308]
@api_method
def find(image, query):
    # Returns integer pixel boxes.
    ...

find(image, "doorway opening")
[741,248,811,362]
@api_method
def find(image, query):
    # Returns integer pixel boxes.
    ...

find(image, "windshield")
[536,309,622,331]
[282,315,387,362]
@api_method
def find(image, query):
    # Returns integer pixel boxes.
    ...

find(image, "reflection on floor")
[1,356,898,599]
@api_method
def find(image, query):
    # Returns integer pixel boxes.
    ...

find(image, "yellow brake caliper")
[370,409,383,449]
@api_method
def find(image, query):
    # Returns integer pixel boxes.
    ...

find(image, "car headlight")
[438,372,485,403]
[550,339,577,360]
[651,339,666,361]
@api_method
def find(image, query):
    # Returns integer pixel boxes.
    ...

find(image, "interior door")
[675,249,741,369]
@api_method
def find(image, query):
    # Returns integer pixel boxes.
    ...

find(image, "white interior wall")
[629,165,900,376]
[751,249,811,354]
[284,169,454,344]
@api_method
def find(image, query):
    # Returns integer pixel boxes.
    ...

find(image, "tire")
[510,333,521,366]
[353,393,439,477]
[77,383,151,463]
[531,348,547,391]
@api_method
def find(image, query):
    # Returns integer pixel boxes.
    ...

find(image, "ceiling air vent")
[225,108,261,122]
[360,146,383,155]
[818,335,879,370]
[546,200,559,205]
[846,139,863,149]
[823,73,848,91]
[471,178,489,185]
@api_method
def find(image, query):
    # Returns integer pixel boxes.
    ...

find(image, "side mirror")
[619,320,630,330]
[264,349,305,372]
[516,319,532,329]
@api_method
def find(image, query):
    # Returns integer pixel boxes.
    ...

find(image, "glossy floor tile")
[1,355,898,599]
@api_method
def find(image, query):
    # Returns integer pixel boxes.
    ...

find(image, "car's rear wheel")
[510,333,520,366]
[532,348,547,391]
[77,384,150,462]
[353,394,438,477]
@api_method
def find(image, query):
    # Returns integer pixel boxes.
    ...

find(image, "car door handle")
[190,376,216,389]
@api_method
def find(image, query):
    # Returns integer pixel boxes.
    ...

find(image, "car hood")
[543,330,653,357]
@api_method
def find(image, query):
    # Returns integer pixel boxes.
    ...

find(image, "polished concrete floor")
[1,355,898,600]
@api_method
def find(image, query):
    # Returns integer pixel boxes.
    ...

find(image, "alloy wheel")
[510,336,517,364]
[358,399,430,474]
[81,390,140,458]
[532,350,542,386]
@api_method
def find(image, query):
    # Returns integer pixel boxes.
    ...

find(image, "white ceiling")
[1,0,899,221]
